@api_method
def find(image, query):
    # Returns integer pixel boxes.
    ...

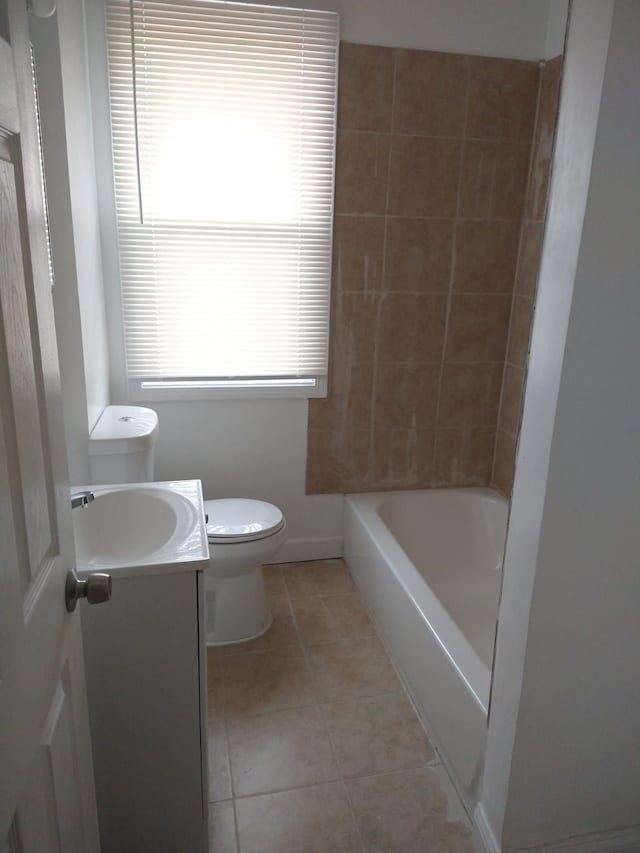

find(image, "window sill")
[127,377,327,402]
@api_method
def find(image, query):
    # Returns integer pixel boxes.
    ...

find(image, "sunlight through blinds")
[105,0,338,383]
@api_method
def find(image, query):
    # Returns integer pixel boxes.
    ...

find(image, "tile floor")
[206,559,473,853]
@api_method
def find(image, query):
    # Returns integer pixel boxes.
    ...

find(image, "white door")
[0,0,101,849]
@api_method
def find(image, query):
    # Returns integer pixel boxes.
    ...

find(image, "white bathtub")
[344,487,508,809]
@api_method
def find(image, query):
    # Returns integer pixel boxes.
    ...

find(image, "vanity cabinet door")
[81,569,208,853]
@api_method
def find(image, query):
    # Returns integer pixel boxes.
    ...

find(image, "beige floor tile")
[207,667,225,727]
[228,706,339,796]
[346,767,473,853]
[221,648,316,717]
[235,782,362,853]
[210,596,300,656]
[322,692,435,778]
[292,593,375,645]
[208,727,232,802]
[308,637,401,702]
[208,801,237,853]
[283,559,355,598]
[262,564,287,599]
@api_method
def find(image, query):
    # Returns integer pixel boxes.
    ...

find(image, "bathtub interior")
[377,489,508,669]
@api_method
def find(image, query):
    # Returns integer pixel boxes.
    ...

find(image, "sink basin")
[72,481,208,573]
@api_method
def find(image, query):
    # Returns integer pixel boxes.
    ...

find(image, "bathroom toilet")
[203,498,287,645]
[88,405,286,646]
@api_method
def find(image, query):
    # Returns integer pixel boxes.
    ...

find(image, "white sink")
[72,480,209,574]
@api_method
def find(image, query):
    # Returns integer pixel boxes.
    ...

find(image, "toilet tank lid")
[89,405,158,456]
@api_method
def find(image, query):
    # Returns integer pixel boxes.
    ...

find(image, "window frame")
[87,0,338,403]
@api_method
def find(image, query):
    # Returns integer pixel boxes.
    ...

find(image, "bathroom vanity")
[76,480,210,853]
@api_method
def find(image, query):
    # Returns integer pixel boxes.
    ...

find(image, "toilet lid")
[204,499,285,544]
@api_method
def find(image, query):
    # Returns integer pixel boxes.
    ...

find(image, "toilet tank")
[89,405,159,485]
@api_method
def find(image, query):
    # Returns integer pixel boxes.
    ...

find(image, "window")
[105,0,338,397]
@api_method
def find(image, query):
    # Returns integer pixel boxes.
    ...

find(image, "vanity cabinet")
[81,568,208,852]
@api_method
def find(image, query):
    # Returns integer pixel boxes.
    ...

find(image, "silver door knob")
[65,571,112,612]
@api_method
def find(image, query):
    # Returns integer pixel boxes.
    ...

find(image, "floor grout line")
[208,559,472,851]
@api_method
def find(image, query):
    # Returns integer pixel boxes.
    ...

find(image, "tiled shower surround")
[307,44,562,495]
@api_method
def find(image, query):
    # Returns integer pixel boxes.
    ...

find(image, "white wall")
[81,0,562,556]
[152,400,343,561]
[545,0,570,58]
[32,0,110,485]
[274,0,555,59]
[477,2,640,850]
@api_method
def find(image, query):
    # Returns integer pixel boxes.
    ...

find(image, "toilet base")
[205,564,272,645]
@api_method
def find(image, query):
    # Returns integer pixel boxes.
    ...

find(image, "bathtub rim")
[345,486,508,714]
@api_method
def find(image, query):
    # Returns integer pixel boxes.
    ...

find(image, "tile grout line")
[228,758,446,804]
[281,563,369,851]
[216,561,472,849]
[206,649,242,853]
[362,49,399,485]
[338,126,537,146]
[432,55,472,484]
[335,212,533,223]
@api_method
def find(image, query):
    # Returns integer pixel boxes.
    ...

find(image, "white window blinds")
[105,0,338,386]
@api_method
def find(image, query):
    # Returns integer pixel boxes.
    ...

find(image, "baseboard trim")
[472,808,640,853]
[268,535,343,564]
[539,825,640,853]
[473,804,501,853]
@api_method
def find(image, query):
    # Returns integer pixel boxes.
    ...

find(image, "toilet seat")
[204,498,285,545]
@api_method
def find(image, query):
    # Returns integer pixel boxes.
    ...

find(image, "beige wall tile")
[328,290,380,364]
[308,362,374,432]
[322,693,435,778]
[445,294,512,362]
[235,783,361,853]
[492,428,517,496]
[454,220,520,293]
[338,42,395,132]
[228,706,338,797]
[507,294,534,368]
[515,220,544,296]
[346,767,473,853]
[306,42,550,495]
[467,57,539,142]
[459,139,530,219]
[335,131,390,215]
[384,217,453,292]
[374,362,440,429]
[305,431,342,494]
[388,135,461,217]
[332,215,385,292]
[438,363,503,428]
[499,363,525,437]
[433,427,495,486]
[393,49,467,137]
[370,427,435,488]
[378,293,448,363]
[306,428,372,494]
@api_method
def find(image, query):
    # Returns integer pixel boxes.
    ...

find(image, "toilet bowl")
[204,498,287,646]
